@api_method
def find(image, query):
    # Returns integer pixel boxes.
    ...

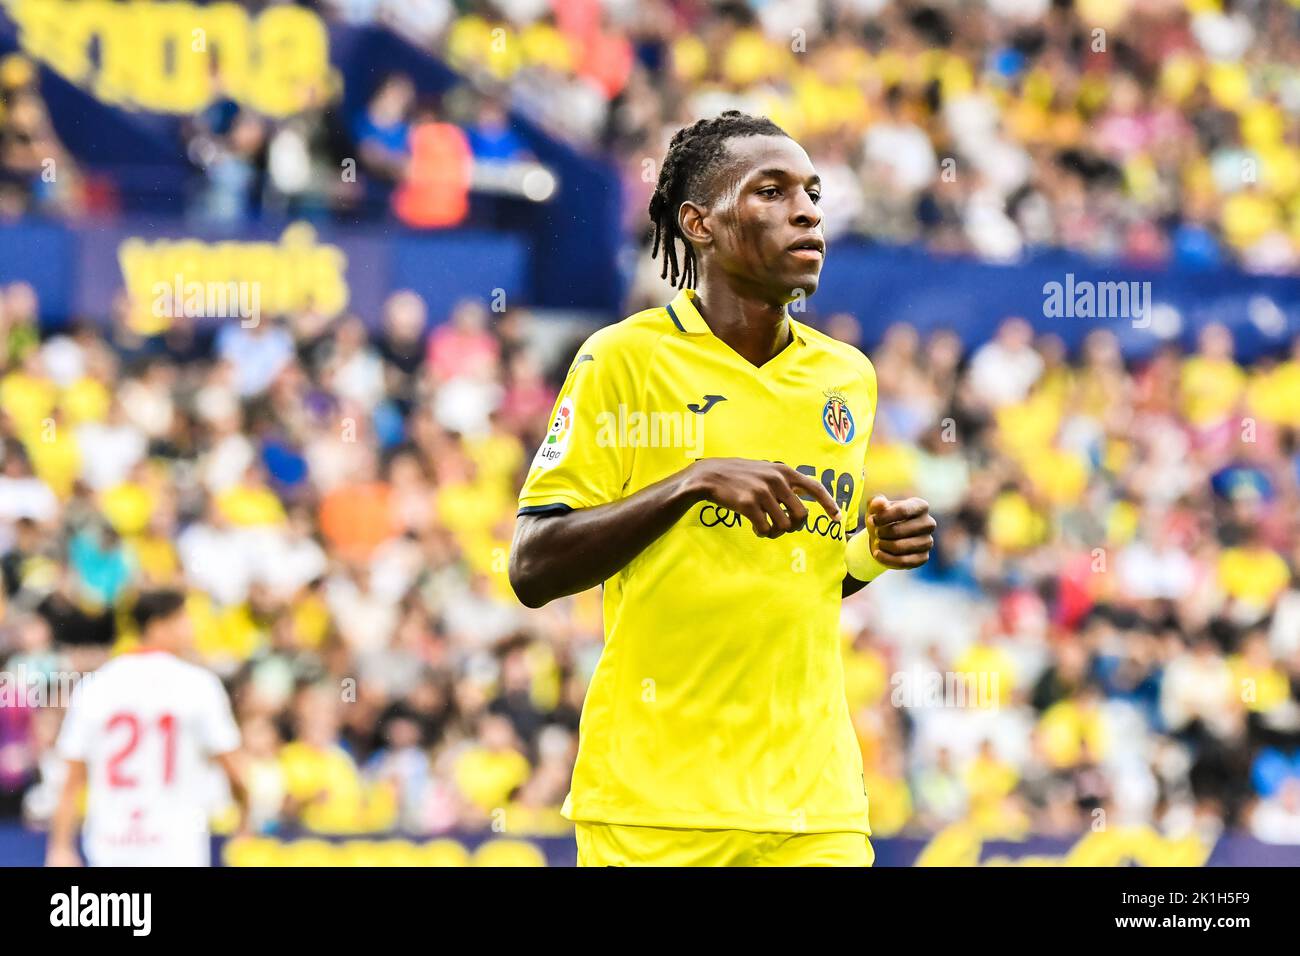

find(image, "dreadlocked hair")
[648,110,789,289]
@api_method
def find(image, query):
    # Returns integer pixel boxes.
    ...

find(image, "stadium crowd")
[438,0,1300,276]
[2,275,1300,845]
[2,0,1300,853]
[6,0,1300,271]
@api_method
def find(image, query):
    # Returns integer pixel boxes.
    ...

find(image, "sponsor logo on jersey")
[686,394,727,415]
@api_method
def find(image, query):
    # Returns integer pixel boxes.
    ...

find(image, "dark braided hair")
[648,111,789,289]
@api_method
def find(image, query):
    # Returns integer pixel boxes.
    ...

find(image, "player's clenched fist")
[865,495,935,569]
[682,458,842,538]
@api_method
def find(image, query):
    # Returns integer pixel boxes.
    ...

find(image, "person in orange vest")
[393,105,472,228]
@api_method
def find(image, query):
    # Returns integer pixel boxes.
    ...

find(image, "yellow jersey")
[518,288,878,834]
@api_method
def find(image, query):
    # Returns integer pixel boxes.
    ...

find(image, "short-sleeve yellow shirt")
[518,289,878,834]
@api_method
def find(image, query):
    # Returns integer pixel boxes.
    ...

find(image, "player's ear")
[678,200,712,248]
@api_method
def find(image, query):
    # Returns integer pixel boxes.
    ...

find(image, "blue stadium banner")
[0,219,529,331]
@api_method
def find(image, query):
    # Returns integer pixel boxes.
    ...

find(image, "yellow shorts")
[575,822,874,867]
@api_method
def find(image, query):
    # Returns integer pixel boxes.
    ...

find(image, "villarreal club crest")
[822,388,855,445]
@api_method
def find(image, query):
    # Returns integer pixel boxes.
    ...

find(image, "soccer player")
[510,111,936,866]
[45,590,247,867]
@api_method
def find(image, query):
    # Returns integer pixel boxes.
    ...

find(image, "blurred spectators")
[6,1,1300,850]
[426,0,1300,272]
[1,270,1299,843]
[0,54,87,219]
[16,1,1300,270]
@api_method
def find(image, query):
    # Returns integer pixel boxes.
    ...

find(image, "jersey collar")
[666,288,808,346]
[665,288,711,334]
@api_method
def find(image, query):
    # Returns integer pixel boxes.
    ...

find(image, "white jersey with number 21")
[56,650,241,867]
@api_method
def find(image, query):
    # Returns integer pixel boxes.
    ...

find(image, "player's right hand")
[45,844,82,867]
[683,458,842,537]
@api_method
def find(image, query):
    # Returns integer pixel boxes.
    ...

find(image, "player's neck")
[132,640,176,656]
[690,278,792,369]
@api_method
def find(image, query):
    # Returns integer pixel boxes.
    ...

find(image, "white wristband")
[845,530,890,583]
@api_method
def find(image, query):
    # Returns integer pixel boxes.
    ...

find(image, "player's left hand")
[866,495,935,570]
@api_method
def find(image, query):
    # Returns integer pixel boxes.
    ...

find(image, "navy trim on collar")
[666,303,686,333]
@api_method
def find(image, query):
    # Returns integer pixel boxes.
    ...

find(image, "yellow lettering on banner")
[335,840,429,867]
[249,6,333,116]
[415,840,473,867]
[470,840,548,867]
[219,828,1215,868]
[914,823,982,866]
[117,2,212,113]
[1074,827,1207,866]
[117,223,350,331]
[917,823,1213,867]
[221,835,546,867]
[205,3,255,104]
[3,0,336,116]
[277,838,338,867]
[92,2,141,108]
[4,0,80,83]
[983,855,1058,866]
[196,3,251,107]
[222,835,281,867]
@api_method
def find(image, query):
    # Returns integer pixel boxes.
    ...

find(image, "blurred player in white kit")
[45,590,247,867]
